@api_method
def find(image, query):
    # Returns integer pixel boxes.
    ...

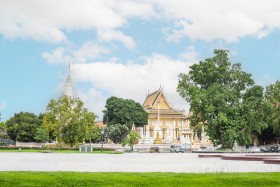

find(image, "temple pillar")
[172,118,175,144]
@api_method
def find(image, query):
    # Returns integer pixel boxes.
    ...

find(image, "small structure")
[79,145,94,152]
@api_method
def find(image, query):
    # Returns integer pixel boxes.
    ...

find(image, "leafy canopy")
[6,112,41,142]
[34,127,49,143]
[42,95,96,146]
[0,121,8,139]
[177,49,268,147]
[265,81,280,137]
[105,123,129,144]
[103,96,148,129]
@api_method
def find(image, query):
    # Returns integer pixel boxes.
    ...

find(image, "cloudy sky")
[1,0,280,121]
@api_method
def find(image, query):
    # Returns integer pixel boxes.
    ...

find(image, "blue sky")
[1,0,280,121]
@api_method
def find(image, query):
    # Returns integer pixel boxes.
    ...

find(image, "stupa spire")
[64,62,74,98]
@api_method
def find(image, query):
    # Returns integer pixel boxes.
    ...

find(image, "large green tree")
[265,80,280,144]
[42,95,96,146]
[105,123,129,144]
[177,49,268,148]
[6,112,40,142]
[103,96,148,129]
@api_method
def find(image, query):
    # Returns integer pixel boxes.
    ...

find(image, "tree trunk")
[253,135,259,147]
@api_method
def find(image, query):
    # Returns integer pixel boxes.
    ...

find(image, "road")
[0,152,279,173]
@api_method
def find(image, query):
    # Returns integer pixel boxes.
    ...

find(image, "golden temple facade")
[139,87,193,148]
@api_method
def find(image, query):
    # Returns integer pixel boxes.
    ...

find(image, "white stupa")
[64,62,74,98]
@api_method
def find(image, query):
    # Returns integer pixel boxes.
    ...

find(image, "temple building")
[138,87,193,149]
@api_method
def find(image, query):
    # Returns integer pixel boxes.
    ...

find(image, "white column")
[173,118,175,144]
[156,101,160,137]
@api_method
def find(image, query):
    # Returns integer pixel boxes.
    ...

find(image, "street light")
[101,129,104,152]
[90,127,92,146]
[89,126,92,152]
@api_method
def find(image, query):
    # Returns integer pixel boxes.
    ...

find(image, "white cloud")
[71,53,196,118]
[97,30,136,49]
[42,42,109,64]
[0,102,6,110]
[179,46,198,61]
[42,48,72,64]
[155,0,280,42]
[0,0,156,43]
[2,0,280,44]
[113,0,157,19]
[73,42,110,62]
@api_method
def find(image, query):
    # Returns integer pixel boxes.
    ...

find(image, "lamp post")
[90,127,92,146]
[101,129,104,152]
[89,126,93,152]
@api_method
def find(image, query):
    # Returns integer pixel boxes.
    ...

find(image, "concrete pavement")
[0,152,279,173]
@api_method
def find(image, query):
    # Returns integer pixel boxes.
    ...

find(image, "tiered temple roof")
[143,87,187,119]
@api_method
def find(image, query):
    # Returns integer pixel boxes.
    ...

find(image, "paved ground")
[0,153,279,173]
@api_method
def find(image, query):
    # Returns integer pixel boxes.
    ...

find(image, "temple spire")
[64,62,74,98]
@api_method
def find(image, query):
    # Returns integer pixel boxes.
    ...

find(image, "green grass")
[0,172,279,187]
[0,149,116,154]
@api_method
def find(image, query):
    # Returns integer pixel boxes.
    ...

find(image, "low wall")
[90,143,173,152]
[15,142,56,148]
[15,142,175,152]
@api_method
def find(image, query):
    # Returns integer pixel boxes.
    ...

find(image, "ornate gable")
[143,87,171,110]
[143,87,187,119]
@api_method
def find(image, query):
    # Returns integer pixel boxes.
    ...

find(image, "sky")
[1,0,280,121]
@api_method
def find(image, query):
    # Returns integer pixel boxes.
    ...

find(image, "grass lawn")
[0,172,279,187]
[0,149,116,154]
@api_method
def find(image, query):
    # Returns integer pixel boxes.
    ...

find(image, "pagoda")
[140,87,193,147]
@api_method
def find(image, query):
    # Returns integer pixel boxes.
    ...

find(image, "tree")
[265,80,280,144]
[0,121,8,139]
[85,125,100,143]
[6,112,40,142]
[241,85,270,146]
[177,49,267,148]
[122,131,140,151]
[34,127,49,143]
[103,97,148,129]
[42,95,96,146]
[106,123,129,144]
